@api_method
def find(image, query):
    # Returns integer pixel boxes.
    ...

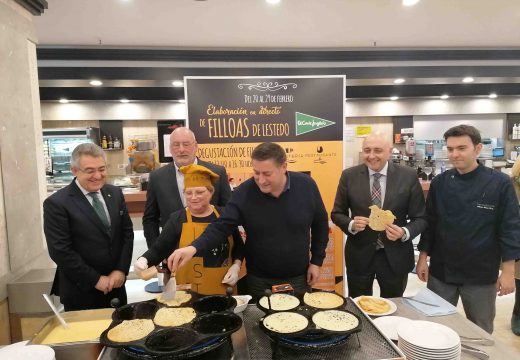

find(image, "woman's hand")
[222,263,241,286]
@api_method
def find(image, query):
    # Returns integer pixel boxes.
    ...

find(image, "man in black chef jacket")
[417,124,520,334]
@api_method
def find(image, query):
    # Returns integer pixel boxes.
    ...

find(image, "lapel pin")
[108,194,112,198]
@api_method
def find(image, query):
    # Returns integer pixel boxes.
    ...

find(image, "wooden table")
[391,298,518,359]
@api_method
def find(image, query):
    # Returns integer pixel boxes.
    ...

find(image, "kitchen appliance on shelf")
[43,128,100,184]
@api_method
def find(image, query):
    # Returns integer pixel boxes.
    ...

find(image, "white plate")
[373,315,413,340]
[353,296,397,316]
[399,340,460,360]
[0,344,55,360]
[397,320,460,350]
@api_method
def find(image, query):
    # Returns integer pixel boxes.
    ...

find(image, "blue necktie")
[88,192,110,229]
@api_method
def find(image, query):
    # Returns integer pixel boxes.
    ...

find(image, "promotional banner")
[186,76,345,292]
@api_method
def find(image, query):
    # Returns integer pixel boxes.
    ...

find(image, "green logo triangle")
[295,112,335,136]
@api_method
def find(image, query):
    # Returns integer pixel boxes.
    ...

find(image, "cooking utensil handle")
[461,344,490,359]
[42,293,69,329]
[460,336,495,346]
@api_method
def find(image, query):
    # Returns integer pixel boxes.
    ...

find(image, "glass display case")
[43,128,100,184]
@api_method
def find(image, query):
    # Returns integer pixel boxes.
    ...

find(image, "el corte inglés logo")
[295,112,335,136]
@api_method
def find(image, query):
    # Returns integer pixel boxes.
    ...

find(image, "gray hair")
[70,143,106,168]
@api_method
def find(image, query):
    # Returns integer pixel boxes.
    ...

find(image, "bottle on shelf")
[108,134,113,149]
[515,123,520,140]
[113,137,121,149]
[512,124,517,140]
[101,135,108,149]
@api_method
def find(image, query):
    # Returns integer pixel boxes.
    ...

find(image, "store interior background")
[1,0,520,348]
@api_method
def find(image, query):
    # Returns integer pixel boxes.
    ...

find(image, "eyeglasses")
[77,167,106,175]
[184,189,208,198]
[171,141,195,149]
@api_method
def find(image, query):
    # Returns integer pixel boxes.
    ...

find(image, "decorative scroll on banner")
[186,76,345,293]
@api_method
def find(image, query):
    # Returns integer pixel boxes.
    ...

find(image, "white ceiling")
[34,0,520,48]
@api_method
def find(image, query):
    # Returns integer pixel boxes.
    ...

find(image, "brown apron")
[175,206,233,294]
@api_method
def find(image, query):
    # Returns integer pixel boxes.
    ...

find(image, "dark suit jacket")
[44,181,134,310]
[142,159,231,248]
[331,162,427,276]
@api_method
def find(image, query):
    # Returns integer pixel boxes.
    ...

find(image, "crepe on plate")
[107,319,155,342]
[258,293,300,311]
[303,292,344,309]
[312,310,359,332]
[368,205,396,231]
[263,312,308,334]
[153,307,196,327]
[357,296,391,314]
[156,290,192,306]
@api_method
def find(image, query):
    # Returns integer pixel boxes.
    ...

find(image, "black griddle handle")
[110,298,121,309]
[264,289,272,310]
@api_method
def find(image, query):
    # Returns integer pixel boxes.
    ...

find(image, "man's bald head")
[169,127,198,167]
[362,133,392,172]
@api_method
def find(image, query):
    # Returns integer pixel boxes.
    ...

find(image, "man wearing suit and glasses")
[44,143,134,311]
[332,133,427,299]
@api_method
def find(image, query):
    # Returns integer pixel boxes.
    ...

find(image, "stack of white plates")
[397,320,461,360]
[0,342,55,360]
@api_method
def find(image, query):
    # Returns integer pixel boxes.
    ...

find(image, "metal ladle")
[42,293,69,329]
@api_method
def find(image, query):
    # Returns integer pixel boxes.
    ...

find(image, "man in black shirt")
[167,142,329,299]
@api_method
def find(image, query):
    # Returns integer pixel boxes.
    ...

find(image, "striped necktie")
[371,173,382,207]
[371,173,385,249]
[88,192,110,229]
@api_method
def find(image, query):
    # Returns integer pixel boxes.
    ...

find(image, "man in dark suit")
[331,133,427,298]
[142,127,231,248]
[44,143,134,311]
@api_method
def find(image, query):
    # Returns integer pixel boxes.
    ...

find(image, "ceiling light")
[172,80,184,87]
[89,80,103,86]
[120,98,130,103]
[402,0,420,6]
[390,96,399,101]
[59,98,69,104]
[440,94,450,100]
[462,77,474,83]
[393,78,405,84]
[266,0,281,4]
[489,93,497,99]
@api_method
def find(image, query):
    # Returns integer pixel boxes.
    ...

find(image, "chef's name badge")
[476,202,495,211]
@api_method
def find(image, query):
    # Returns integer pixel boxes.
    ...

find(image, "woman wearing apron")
[134,164,244,295]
